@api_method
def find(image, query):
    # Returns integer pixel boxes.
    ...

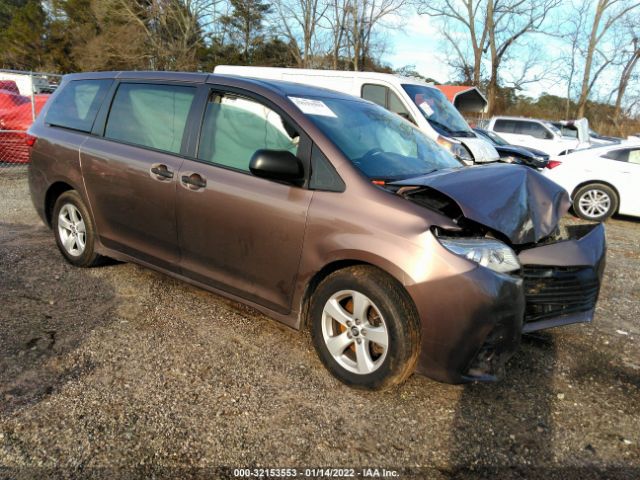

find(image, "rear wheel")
[573,183,618,221]
[52,190,102,267]
[309,266,420,390]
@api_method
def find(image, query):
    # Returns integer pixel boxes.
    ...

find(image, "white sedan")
[543,142,640,221]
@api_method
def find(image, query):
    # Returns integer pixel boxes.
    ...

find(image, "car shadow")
[0,222,118,417]
[445,331,558,479]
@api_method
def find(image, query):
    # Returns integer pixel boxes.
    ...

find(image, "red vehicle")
[0,84,49,164]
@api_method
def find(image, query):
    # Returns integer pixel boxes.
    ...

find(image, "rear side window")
[602,149,628,161]
[516,121,550,139]
[45,79,112,132]
[105,83,196,154]
[602,148,640,163]
[493,119,517,133]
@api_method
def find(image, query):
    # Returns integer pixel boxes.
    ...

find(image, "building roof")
[436,85,488,113]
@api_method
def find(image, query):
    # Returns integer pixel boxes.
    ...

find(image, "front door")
[176,90,313,313]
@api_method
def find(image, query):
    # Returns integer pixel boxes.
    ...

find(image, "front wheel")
[573,183,618,221]
[52,190,102,267]
[309,266,420,390]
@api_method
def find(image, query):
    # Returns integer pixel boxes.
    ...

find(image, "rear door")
[175,87,313,313]
[81,81,198,271]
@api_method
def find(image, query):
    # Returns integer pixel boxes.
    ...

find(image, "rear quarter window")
[45,79,112,132]
[602,149,630,162]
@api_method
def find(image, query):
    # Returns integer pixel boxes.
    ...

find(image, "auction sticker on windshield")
[418,101,434,117]
[290,97,337,117]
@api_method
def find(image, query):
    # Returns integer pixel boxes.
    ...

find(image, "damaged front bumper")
[518,223,606,332]
[408,222,606,384]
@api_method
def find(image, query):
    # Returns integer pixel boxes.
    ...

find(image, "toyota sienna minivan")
[28,71,606,389]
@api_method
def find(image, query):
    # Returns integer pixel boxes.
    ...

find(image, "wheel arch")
[298,258,416,330]
[44,181,75,227]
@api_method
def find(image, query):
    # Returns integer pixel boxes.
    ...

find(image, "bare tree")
[612,20,640,131]
[325,0,350,68]
[96,0,216,70]
[419,0,560,114]
[561,0,591,117]
[343,0,407,70]
[273,0,327,67]
[484,0,561,115]
[417,0,488,85]
[576,0,640,117]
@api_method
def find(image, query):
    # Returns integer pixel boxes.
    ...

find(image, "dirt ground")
[0,167,638,479]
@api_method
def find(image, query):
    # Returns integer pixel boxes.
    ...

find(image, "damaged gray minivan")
[28,72,606,389]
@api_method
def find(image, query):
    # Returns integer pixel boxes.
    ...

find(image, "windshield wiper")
[426,118,474,137]
[426,118,455,135]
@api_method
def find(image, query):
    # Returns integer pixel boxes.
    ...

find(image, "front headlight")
[438,237,521,273]
[437,136,473,163]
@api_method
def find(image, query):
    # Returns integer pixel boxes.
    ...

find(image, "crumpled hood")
[391,164,571,245]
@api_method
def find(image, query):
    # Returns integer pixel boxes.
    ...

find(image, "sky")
[384,14,569,99]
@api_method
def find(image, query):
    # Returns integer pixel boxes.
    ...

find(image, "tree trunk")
[612,39,640,132]
[576,0,606,117]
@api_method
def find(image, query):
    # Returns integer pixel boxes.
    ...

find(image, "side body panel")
[175,161,313,314]
[28,125,88,225]
[80,137,184,271]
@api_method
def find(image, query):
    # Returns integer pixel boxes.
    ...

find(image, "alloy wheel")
[321,290,389,375]
[57,203,86,257]
[578,189,611,219]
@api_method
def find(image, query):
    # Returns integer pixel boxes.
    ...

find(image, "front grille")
[522,266,600,324]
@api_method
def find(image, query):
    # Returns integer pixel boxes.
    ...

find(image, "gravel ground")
[0,167,638,479]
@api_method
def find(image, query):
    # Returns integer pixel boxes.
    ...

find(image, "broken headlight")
[437,136,473,163]
[438,238,521,273]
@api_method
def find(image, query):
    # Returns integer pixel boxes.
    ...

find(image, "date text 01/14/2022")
[233,468,400,477]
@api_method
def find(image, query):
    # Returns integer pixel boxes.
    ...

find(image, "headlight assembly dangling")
[437,136,473,163]
[439,237,521,273]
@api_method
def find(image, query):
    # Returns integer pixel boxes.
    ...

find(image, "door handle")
[181,173,207,190]
[150,164,174,180]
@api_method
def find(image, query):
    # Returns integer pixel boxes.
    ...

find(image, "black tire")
[52,190,102,267]
[572,183,618,222]
[309,265,420,390]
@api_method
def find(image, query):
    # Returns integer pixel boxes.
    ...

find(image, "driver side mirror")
[249,149,304,182]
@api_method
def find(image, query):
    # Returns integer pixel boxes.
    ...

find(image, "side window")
[198,93,299,172]
[603,149,630,162]
[104,83,196,154]
[45,79,112,132]
[517,121,549,139]
[493,119,516,133]
[629,149,640,165]
[362,84,386,107]
[388,90,411,118]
